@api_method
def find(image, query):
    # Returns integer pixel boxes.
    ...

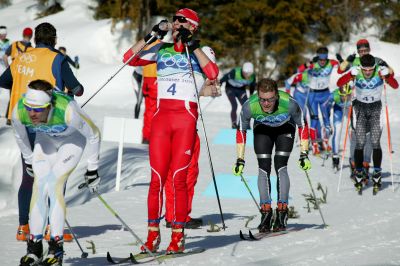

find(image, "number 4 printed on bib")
[167,83,177,95]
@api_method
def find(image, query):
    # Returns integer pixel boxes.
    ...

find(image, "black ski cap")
[360,54,375,68]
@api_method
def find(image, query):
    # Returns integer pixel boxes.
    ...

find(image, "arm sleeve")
[11,108,33,164]
[5,44,11,56]
[0,67,13,89]
[123,42,162,66]
[66,102,101,171]
[61,60,84,96]
[337,72,353,87]
[236,100,252,159]
[220,69,234,84]
[289,98,308,153]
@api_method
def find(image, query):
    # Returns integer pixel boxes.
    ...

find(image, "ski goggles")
[338,87,352,96]
[318,53,328,60]
[173,16,188,23]
[360,64,376,71]
[259,96,277,103]
[23,99,50,112]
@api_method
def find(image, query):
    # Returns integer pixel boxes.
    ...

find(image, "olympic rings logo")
[19,53,36,64]
[255,113,290,125]
[28,124,67,134]
[160,52,189,68]
[356,77,382,90]
[309,67,332,77]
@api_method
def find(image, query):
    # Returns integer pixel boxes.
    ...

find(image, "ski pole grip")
[78,182,88,190]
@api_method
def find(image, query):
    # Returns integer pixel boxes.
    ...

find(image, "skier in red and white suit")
[123,8,218,254]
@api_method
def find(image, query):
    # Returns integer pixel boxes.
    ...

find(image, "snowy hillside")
[1,1,400,266]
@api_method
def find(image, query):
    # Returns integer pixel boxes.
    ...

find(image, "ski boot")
[20,237,43,266]
[40,236,64,265]
[44,225,73,242]
[353,169,365,194]
[312,142,320,156]
[166,224,185,254]
[372,168,382,195]
[16,224,30,241]
[140,222,161,253]
[332,156,339,171]
[231,122,238,129]
[257,204,273,233]
[362,162,370,185]
[273,203,288,231]
[185,217,203,229]
[349,159,356,181]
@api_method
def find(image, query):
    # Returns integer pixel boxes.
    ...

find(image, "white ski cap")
[242,62,254,74]
[201,46,216,63]
[0,28,6,35]
[24,88,52,106]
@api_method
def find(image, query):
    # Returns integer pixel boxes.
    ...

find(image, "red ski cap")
[23,27,33,37]
[356,39,370,49]
[176,8,200,27]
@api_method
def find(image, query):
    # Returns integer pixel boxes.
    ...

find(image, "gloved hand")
[346,53,356,63]
[25,164,34,178]
[298,152,311,171]
[312,56,319,63]
[378,60,388,67]
[233,158,245,176]
[176,27,193,43]
[144,20,169,42]
[84,170,101,194]
[336,53,343,63]
[379,66,389,77]
[350,66,359,76]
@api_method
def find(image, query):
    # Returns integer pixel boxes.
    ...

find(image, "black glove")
[187,40,200,51]
[378,60,388,67]
[336,53,343,63]
[312,56,319,63]
[25,164,34,178]
[176,27,193,43]
[346,53,356,63]
[233,158,245,176]
[84,170,101,194]
[144,20,169,43]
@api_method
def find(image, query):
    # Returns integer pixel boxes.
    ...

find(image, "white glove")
[350,66,359,76]
[84,170,100,194]
[380,66,389,77]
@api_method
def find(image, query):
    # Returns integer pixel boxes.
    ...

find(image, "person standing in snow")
[3,27,34,125]
[220,62,256,129]
[15,79,100,266]
[0,25,10,74]
[123,8,218,254]
[339,39,389,180]
[0,22,84,243]
[321,84,352,170]
[337,54,398,193]
[298,47,339,155]
[233,78,311,232]
[58,46,79,69]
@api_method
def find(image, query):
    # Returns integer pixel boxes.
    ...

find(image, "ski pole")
[383,82,395,191]
[65,219,89,258]
[304,170,327,227]
[239,174,261,212]
[184,43,226,230]
[78,183,161,264]
[337,104,352,192]
[80,35,157,109]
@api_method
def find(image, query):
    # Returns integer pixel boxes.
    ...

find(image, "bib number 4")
[167,83,177,95]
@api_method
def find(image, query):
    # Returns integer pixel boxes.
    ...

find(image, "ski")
[107,248,205,264]
[239,229,290,241]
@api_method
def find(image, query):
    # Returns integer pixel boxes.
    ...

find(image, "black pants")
[226,86,247,124]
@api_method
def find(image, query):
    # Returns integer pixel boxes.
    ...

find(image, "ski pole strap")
[257,154,271,159]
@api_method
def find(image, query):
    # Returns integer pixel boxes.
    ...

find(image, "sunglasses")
[173,16,188,23]
[259,96,277,103]
[23,100,50,113]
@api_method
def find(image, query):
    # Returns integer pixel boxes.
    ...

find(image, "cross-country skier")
[220,62,256,129]
[0,22,84,242]
[298,47,339,155]
[233,78,311,232]
[123,8,218,254]
[15,80,100,266]
[322,84,352,170]
[337,54,398,193]
[58,46,79,69]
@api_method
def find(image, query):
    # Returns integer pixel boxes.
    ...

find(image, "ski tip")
[248,230,257,240]
[129,253,140,264]
[239,230,245,240]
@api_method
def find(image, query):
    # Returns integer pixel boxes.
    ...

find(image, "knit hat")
[176,8,200,27]
[23,27,33,37]
[360,54,375,68]
[356,39,370,49]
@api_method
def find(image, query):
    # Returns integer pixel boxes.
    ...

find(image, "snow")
[1,1,400,265]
